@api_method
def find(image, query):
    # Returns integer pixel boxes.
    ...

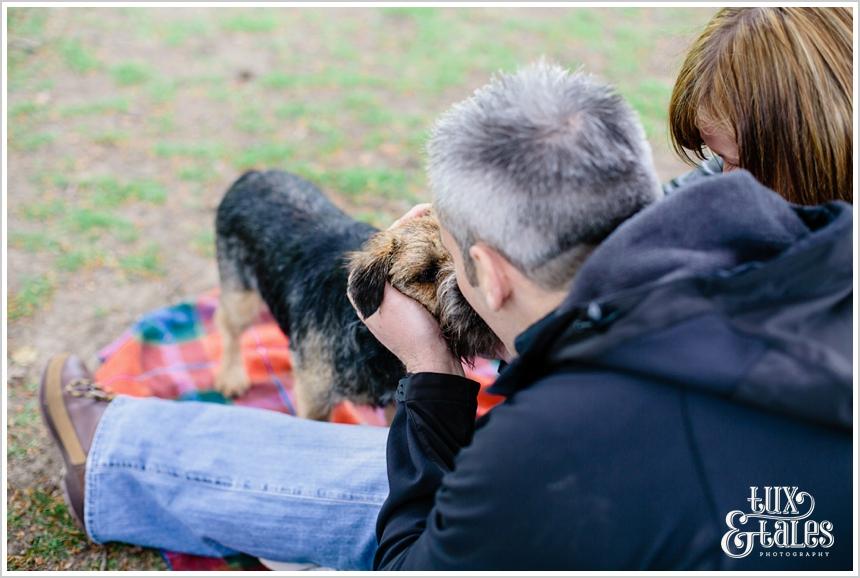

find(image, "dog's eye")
[413,264,438,284]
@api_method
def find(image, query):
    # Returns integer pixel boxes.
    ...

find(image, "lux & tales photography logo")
[721,486,835,559]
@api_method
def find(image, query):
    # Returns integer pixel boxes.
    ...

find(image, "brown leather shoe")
[39,353,113,531]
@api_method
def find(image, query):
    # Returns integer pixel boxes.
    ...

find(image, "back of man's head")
[429,61,663,290]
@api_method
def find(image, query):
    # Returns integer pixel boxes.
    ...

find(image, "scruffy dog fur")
[347,216,501,361]
[214,170,500,420]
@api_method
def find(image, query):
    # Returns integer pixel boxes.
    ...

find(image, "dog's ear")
[347,243,395,319]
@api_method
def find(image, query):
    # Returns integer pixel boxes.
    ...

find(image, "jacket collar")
[488,302,617,396]
[488,172,851,409]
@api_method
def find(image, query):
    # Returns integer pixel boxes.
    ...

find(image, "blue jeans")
[84,396,389,570]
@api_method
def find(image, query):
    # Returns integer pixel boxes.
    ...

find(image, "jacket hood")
[494,171,853,430]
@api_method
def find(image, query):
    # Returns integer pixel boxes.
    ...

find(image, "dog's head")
[347,215,503,361]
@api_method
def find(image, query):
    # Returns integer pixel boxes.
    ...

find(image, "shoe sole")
[40,353,88,530]
[60,472,85,531]
[40,353,87,466]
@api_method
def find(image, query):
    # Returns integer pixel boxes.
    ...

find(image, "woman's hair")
[669,8,853,204]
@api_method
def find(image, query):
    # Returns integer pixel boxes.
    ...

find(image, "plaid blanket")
[94,289,504,571]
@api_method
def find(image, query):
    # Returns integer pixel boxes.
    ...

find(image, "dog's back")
[216,170,368,310]
[214,170,404,418]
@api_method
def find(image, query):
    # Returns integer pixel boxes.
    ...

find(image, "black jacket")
[374,171,853,570]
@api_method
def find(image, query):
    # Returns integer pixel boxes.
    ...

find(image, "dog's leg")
[214,290,261,398]
[292,366,334,421]
[290,330,335,420]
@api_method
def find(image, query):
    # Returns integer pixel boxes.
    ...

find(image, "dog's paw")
[214,364,251,398]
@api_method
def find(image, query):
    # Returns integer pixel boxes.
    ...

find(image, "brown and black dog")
[213,170,500,420]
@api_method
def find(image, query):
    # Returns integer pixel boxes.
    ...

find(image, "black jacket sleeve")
[373,371,481,570]
[372,372,596,570]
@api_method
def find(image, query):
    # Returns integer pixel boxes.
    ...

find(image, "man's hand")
[348,202,463,377]
[349,282,465,377]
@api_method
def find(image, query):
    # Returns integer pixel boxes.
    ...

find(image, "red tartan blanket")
[94,289,504,570]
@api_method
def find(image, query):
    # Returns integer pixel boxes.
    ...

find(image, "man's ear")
[347,249,394,319]
[468,243,512,312]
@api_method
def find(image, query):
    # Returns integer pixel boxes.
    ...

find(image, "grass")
[8,275,55,321]
[623,78,675,138]
[235,143,296,170]
[58,39,100,73]
[9,231,61,253]
[9,101,45,119]
[308,120,345,153]
[82,176,167,207]
[178,165,212,183]
[162,18,211,46]
[148,77,177,103]
[118,244,163,277]
[7,487,87,557]
[7,397,41,460]
[57,247,103,272]
[275,101,311,119]
[20,198,65,221]
[354,209,395,229]
[12,173,160,306]
[62,207,139,242]
[111,61,151,86]
[10,131,55,152]
[89,129,131,147]
[151,112,176,133]
[65,208,133,234]
[58,97,130,117]
[205,84,231,102]
[154,141,224,159]
[317,167,412,200]
[261,71,300,89]
[222,12,278,33]
[235,106,270,135]
[8,231,103,272]
[257,68,388,91]
[7,9,49,87]
[8,7,48,39]
[192,229,215,258]
[6,486,168,571]
[344,92,394,126]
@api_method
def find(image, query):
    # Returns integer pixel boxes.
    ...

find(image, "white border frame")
[2,2,857,576]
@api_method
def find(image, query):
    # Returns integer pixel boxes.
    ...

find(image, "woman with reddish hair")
[667,7,852,204]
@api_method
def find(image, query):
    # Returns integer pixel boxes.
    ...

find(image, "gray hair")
[428,61,663,290]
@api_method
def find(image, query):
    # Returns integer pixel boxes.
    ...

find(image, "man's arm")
[345,278,507,568]
[345,245,516,568]
[373,371,480,569]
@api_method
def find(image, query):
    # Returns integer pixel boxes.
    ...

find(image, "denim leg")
[85,396,388,570]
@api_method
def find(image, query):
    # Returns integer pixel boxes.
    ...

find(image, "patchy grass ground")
[5,6,714,571]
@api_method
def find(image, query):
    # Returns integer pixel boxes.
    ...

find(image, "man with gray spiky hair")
[355,60,851,570]
[430,62,662,291]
